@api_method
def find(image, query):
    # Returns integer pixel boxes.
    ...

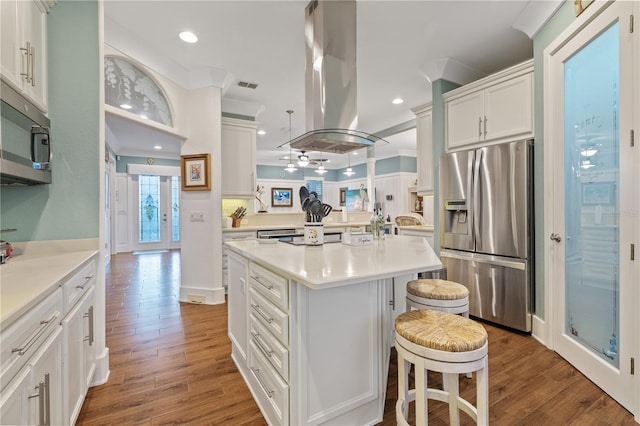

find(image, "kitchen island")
[225,234,441,425]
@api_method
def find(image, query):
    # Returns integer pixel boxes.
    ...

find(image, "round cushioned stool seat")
[407,278,469,301]
[395,310,489,426]
[395,309,486,352]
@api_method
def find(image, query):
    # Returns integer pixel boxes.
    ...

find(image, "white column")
[366,146,376,212]
[180,86,225,305]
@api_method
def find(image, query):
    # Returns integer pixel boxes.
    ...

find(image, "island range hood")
[280,0,386,154]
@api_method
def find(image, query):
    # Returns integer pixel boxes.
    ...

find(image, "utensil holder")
[232,217,242,228]
[304,222,324,246]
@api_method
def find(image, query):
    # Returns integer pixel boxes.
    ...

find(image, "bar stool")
[406,278,469,317]
[395,309,489,426]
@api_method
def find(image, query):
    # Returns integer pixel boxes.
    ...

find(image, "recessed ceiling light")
[257,130,266,136]
[392,98,404,105]
[120,104,132,110]
[179,31,198,43]
[153,145,162,150]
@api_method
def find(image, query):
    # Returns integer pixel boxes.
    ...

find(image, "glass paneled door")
[134,175,180,251]
[547,1,635,413]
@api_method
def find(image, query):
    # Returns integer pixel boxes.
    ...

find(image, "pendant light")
[315,159,327,174]
[297,152,309,167]
[343,153,355,176]
[284,110,298,173]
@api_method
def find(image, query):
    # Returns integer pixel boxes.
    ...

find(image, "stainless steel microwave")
[1,80,51,185]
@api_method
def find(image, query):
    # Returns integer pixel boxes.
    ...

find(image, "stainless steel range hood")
[283,0,385,154]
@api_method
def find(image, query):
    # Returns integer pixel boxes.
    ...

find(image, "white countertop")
[225,234,442,289]
[222,221,377,232]
[396,225,434,232]
[0,250,98,328]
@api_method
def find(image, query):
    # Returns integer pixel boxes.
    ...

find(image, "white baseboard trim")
[180,286,226,305]
[91,347,110,387]
[531,315,549,348]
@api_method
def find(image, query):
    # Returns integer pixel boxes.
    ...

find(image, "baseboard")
[179,285,226,305]
[91,347,110,387]
[531,315,548,348]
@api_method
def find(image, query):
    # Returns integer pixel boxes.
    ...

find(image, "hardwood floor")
[77,251,634,425]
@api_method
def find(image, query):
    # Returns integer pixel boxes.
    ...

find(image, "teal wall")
[115,156,180,173]
[257,155,416,182]
[531,1,575,319]
[0,1,100,242]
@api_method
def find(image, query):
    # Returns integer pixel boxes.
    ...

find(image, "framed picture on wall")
[180,153,211,191]
[339,187,347,206]
[272,187,293,207]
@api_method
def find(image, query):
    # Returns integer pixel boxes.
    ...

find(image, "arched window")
[104,56,173,127]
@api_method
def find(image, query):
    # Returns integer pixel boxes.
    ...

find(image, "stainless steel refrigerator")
[439,139,534,332]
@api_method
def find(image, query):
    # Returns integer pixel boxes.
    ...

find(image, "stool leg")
[446,373,460,426]
[397,350,409,420]
[476,357,489,426]
[415,361,428,425]
[463,310,472,380]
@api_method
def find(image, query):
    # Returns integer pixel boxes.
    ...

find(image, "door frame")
[543,0,638,417]
[126,164,181,252]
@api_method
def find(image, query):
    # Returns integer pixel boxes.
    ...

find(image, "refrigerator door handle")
[472,149,483,248]
[440,249,526,271]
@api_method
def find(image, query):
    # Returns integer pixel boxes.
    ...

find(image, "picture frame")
[339,187,347,206]
[575,0,594,16]
[271,187,293,207]
[582,182,613,205]
[180,153,211,191]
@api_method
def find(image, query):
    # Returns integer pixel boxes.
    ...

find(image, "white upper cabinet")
[221,117,258,198]
[0,0,51,112]
[444,60,533,151]
[412,103,433,195]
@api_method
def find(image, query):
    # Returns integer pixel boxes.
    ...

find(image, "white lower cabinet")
[223,231,256,289]
[62,285,96,425]
[1,314,63,426]
[229,254,395,425]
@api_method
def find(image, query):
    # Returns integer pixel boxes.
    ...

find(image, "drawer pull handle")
[12,313,57,355]
[250,275,273,290]
[76,274,94,290]
[251,331,273,357]
[29,380,45,426]
[251,367,274,398]
[83,305,94,345]
[251,303,273,324]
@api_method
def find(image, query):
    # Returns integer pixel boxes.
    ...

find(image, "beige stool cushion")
[395,310,487,352]
[407,279,469,300]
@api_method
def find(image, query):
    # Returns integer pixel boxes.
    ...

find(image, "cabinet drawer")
[250,313,289,382]
[249,262,289,310]
[249,340,289,426]
[0,288,62,391]
[249,288,288,346]
[62,259,96,315]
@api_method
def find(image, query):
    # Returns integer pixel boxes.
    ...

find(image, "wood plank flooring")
[77,251,635,425]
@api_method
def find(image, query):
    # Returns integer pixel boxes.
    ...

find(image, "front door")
[133,174,180,251]
[546,1,636,413]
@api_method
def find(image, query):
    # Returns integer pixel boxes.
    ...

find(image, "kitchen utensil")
[301,197,311,212]
[299,186,309,206]
[308,199,322,222]
[309,191,318,200]
[321,203,333,217]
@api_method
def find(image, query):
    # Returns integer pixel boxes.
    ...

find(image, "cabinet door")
[62,286,95,425]
[28,327,63,426]
[0,0,20,88]
[0,367,31,425]
[20,0,47,111]
[221,120,257,197]
[228,253,249,361]
[445,91,484,150]
[415,108,433,194]
[483,73,532,142]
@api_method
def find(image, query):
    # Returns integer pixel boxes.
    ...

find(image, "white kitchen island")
[225,234,441,425]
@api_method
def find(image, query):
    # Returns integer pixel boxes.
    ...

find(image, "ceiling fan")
[281,150,328,167]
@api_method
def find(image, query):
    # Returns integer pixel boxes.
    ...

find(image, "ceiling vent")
[237,81,258,89]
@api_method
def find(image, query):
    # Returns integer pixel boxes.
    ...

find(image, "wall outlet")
[386,195,393,201]
[187,294,205,304]
[190,211,205,222]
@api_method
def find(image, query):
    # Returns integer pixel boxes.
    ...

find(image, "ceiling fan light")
[297,154,309,167]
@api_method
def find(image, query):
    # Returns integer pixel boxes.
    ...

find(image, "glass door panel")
[564,22,619,367]
[134,175,180,251]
